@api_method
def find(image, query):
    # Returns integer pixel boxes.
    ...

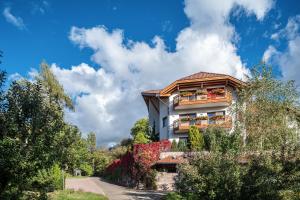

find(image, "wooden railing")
[173,89,232,108]
[173,116,232,132]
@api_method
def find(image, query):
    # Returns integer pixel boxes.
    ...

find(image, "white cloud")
[278,36,300,83]
[262,45,278,62]
[3,7,26,30]
[270,15,300,41]
[52,0,273,146]
[263,15,300,84]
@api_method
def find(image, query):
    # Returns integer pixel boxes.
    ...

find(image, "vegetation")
[49,190,108,200]
[188,126,204,151]
[0,63,100,199]
[131,118,159,142]
[133,131,150,144]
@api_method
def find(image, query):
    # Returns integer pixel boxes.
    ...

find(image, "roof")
[177,72,229,81]
[155,156,186,165]
[141,89,161,96]
[141,71,245,100]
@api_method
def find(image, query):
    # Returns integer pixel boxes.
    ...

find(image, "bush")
[80,163,93,176]
[176,152,243,200]
[30,164,63,193]
[204,127,240,154]
[171,140,178,151]
[177,140,188,152]
[144,169,157,190]
[188,126,204,151]
[164,192,184,200]
[240,154,300,200]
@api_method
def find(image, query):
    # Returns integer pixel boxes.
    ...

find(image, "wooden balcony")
[173,116,232,133]
[173,88,232,110]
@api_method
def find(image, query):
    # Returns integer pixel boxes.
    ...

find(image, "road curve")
[66,177,166,200]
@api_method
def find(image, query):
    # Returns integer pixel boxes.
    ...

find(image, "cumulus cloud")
[3,7,26,30]
[262,45,278,62]
[264,15,300,84]
[52,0,273,146]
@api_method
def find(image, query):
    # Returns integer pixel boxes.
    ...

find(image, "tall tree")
[39,61,74,110]
[0,62,74,198]
[188,126,204,151]
[87,132,97,153]
[235,64,300,152]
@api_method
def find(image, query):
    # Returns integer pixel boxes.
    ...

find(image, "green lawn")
[49,190,108,200]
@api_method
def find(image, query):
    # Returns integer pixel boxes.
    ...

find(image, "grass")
[49,190,108,200]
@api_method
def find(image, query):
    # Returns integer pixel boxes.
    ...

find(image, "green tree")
[87,132,97,153]
[235,64,300,152]
[38,61,74,110]
[171,140,178,151]
[0,63,76,198]
[131,118,150,137]
[133,132,150,144]
[188,126,204,151]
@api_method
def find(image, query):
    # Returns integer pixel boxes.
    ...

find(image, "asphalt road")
[66,177,166,200]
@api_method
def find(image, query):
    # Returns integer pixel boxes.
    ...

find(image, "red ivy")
[105,140,171,183]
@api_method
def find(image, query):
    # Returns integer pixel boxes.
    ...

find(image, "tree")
[131,118,150,138]
[235,64,300,152]
[188,126,204,151]
[87,132,96,153]
[38,61,74,110]
[171,140,178,151]
[0,62,76,198]
[133,132,150,144]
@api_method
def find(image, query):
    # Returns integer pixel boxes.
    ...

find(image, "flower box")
[180,91,193,97]
[195,116,208,120]
[196,94,207,100]
[211,88,225,95]
[195,89,208,95]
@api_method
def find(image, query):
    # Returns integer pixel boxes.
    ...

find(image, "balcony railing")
[173,116,232,133]
[173,88,232,109]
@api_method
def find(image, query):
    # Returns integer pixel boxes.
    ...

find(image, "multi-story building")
[142,72,245,143]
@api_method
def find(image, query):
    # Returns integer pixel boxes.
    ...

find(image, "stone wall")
[156,172,177,191]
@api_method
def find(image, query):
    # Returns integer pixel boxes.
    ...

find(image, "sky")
[1,0,300,146]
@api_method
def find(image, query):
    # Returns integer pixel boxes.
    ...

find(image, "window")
[162,116,168,127]
[208,111,225,124]
[179,113,196,125]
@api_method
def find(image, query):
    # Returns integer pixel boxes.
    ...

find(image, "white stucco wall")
[148,98,160,135]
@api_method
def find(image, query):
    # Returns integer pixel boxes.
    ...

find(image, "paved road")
[66,177,166,200]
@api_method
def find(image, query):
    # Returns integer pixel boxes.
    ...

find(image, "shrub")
[188,126,204,151]
[171,140,178,151]
[80,163,93,176]
[240,154,300,200]
[30,164,63,193]
[176,152,243,200]
[177,140,188,152]
[204,127,240,154]
[164,192,184,200]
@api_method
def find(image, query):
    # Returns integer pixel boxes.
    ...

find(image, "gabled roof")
[142,71,245,98]
[178,72,229,81]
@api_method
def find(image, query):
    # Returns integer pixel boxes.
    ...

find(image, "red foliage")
[105,140,171,184]
[106,151,134,175]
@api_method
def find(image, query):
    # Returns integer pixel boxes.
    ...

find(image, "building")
[142,72,245,143]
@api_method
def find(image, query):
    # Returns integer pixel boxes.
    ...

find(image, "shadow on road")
[124,191,166,200]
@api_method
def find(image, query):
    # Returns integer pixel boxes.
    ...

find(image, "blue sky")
[1,0,299,76]
[1,0,189,75]
[1,0,300,146]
